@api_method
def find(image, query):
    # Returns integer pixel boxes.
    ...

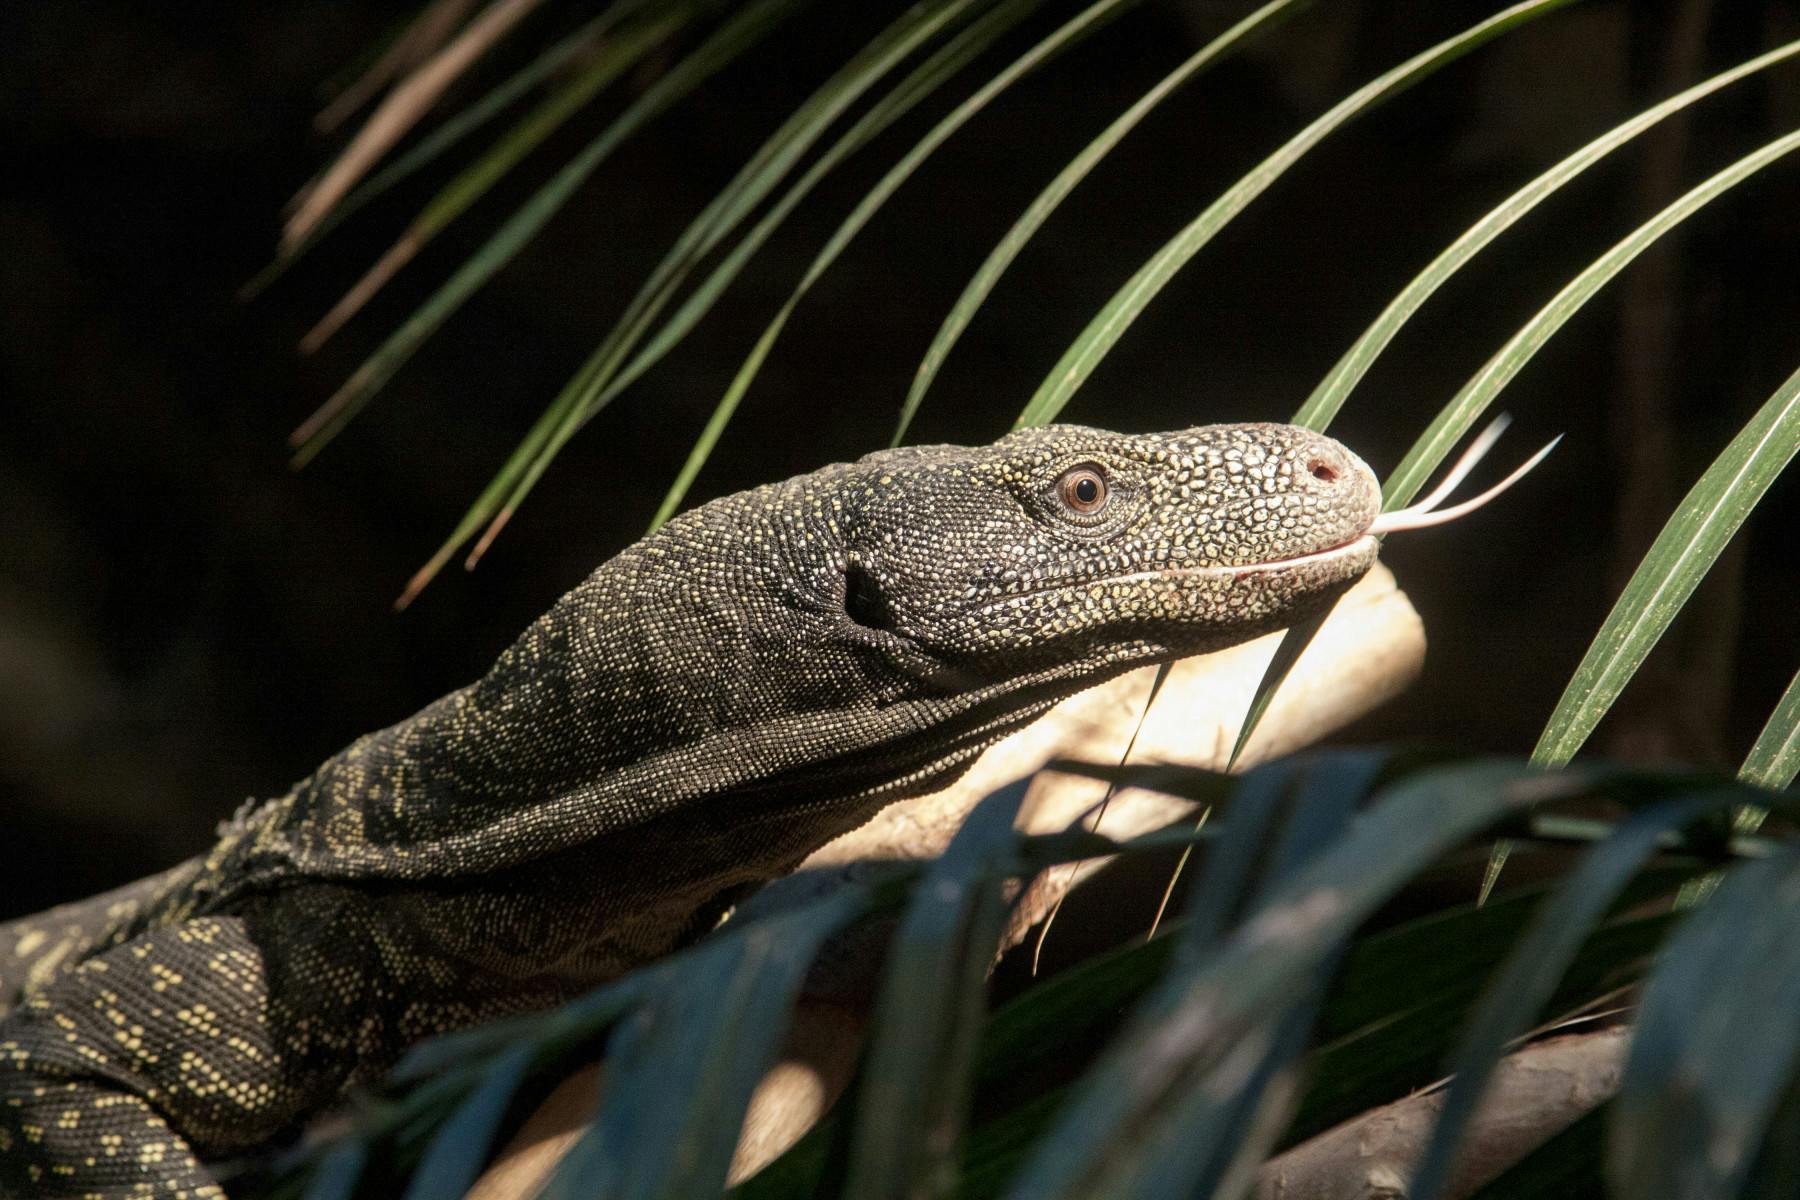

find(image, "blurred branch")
[315,0,482,134]
[1254,1027,1627,1200]
[288,0,549,248]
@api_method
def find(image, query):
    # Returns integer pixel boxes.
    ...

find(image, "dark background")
[4,0,1798,917]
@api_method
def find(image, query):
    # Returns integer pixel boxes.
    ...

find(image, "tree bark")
[1254,1028,1627,1200]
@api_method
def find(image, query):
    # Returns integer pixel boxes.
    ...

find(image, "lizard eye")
[1056,465,1109,515]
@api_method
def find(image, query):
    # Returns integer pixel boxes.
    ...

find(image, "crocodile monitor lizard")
[0,422,1383,1197]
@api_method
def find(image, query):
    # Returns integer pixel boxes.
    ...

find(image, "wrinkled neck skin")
[233,473,972,887]
[223,423,1381,891]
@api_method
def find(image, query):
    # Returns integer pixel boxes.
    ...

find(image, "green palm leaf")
[1741,664,1800,792]
[1237,121,1800,779]
[296,9,691,356]
[1012,0,1580,430]
[845,781,1029,1200]
[648,0,1146,527]
[398,1044,533,1200]
[538,893,863,1200]
[1408,792,1741,1200]
[458,0,1039,570]
[1293,35,1800,433]
[1612,846,1800,1197]
[893,0,1303,445]
[245,2,661,299]
[290,0,810,468]
[1534,358,1800,766]
[394,0,1035,600]
[1000,760,1545,1197]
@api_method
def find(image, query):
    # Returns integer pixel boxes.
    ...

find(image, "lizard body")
[0,423,1381,1197]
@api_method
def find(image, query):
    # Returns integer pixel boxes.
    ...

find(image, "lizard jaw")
[1151,532,1379,585]
[1002,533,1381,597]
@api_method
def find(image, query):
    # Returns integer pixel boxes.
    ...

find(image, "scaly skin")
[0,423,1381,1197]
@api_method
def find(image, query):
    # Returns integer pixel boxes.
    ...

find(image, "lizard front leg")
[0,915,323,1198]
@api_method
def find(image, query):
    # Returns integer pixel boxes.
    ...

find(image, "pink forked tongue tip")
[1371,417,1562,537]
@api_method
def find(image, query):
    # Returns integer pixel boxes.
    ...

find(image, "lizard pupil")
[1058,466,1108,514]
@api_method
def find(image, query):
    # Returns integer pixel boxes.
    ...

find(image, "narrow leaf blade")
[1740,662,1800,791]
[399,1044,534,1200]
[1002,760,1557,1198]
[1014,0,1579,430]
[1612,846,1800,1198]
[1293,36,1800,432]
[1535,358,1800,766]
[845,780,1032,1200]
[294,0,808,465]
[895,0,1302,444]
[504,0,1040,542]
[1385,130,1800,512]
[651,0,1143,523]
[411,0,1019,580]
[1410,792,1742,1200]
[544,893,864,1200]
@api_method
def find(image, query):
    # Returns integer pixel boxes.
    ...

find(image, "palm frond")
[1611,844,1800,1198]
[1407,790,1745,1200]
[1235,117,1800,779]
[1292,35,1800,433]
[297,9,690,354]
[1534,360,1800,766]
[894,0,1302,445]
[397,0,1032,598]
[844,780,1030,1199]
[1741,665,1800,792]
[291,0,810,471]
[245,10,621,300]
[470,0,1030,565]
[290,0,554,248]
[277,757,1800,1198]
[537,891,865,1200]
[1012,0,1577,429]
[651,0,1143,527]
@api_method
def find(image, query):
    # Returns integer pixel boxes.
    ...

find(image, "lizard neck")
[220,422,1381,890]
[229,518,976,884]
[234,547,719,881]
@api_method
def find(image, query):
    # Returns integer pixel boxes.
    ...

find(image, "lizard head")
[822,422,1382,675]
[267,420,1543,884]
[269,423,1387,881]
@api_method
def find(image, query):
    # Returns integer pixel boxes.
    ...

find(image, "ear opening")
[844,558,893,631]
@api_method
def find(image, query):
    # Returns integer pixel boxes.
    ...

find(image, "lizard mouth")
[975,533,1379,615]
[1064,533,1382,595]
[1160,531,1380,583]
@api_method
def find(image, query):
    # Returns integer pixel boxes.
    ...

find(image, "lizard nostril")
[1308,458,1339,483]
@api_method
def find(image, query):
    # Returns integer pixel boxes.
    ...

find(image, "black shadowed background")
[3,0,1799,919]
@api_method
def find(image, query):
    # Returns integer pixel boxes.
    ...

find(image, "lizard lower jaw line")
[980,536,1378,613]
[1152,533,1381,584]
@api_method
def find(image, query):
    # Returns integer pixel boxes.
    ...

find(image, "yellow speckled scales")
[0,424,1382,1196]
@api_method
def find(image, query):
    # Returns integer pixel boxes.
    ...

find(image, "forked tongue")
[1370,415,1561,537]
